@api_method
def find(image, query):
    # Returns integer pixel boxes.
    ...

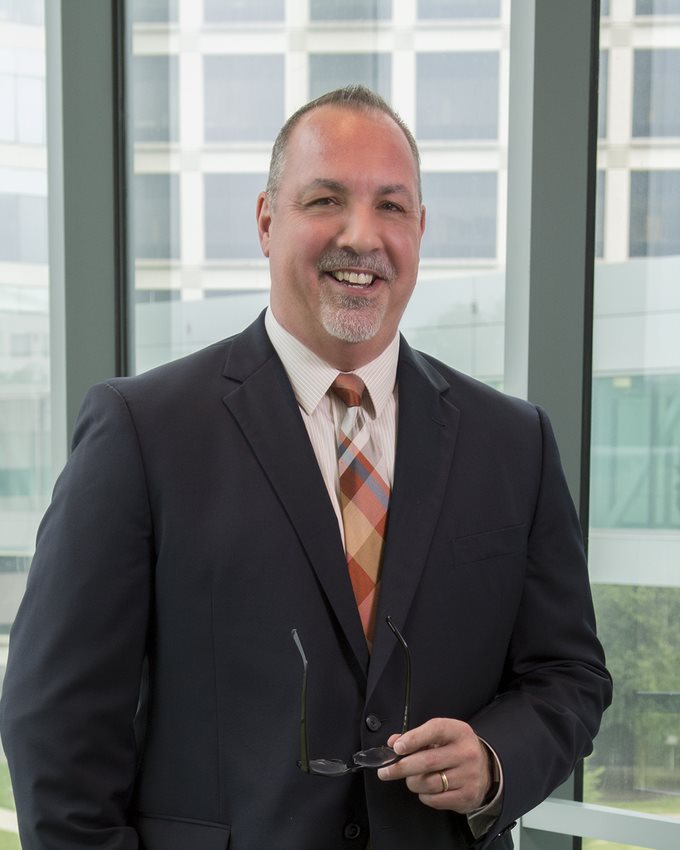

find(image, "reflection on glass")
[633,49,680,137]
[204,55,284,142]
[629,171,680,257]
[421,172,497,258]
[418,0,500,17]
[132,55,178,142]
[130,0,178,23]
[636,0,680,14]
[204,0,285,22]
[204,173,267,259]
[133,174,180,259]
[587,2,680,824]
[127,1,509,388]
[0,4,49,844]
[309,53,391,101]
[417,52,499,140]
[309,0,392,21]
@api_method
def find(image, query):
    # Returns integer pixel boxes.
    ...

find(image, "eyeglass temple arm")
[291,629,311,773]
[385,616,411,735]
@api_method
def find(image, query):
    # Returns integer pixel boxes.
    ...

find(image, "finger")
[378,741,451,781]
[392,717,468,757]
[405,769,455,797]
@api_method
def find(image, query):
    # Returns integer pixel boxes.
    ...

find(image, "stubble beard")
[316,249,395,344]
[318,285,388,343]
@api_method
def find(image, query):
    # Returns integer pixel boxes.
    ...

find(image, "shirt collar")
[264,307,399,417]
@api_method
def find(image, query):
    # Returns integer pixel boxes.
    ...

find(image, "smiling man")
[1,86,611,850]
[257,101,424,368]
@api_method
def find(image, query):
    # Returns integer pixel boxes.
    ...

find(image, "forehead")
[282,105,419,193]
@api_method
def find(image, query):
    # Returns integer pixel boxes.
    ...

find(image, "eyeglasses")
[291,616,412,776]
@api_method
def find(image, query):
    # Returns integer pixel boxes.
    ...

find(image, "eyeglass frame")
[291,615,412,776]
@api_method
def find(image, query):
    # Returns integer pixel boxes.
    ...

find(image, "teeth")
[331,270,375,285]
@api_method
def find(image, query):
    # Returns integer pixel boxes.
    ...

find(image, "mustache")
[317,250,396,282]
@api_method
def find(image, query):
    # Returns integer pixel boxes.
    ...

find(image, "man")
[1,86,611,850]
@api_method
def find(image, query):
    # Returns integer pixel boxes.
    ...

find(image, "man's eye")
[380,201,404,212]
[310,197,336,206]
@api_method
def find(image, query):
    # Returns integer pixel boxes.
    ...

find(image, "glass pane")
[0,4,49,848]
[309,52,391,101]
[127,1,509,389]
[636,0,680,14]
[633,49,680,137]
[204,55,284,142]
[418,0,500,18]
[421,172,497,258]
[417,52,499,139]
[309,0,392,21]
[586,2,680,824]
[130,0,177,23]
[131,55,178,142]
[204,0,284,22]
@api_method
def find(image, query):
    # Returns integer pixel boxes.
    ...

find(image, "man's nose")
[336,205,383,255]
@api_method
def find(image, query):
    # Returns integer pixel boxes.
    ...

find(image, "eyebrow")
[304,178,413,198]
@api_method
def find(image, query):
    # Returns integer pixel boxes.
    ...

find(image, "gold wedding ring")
[440,771,449,793]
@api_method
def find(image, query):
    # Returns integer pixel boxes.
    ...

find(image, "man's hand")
[377,718,492,814]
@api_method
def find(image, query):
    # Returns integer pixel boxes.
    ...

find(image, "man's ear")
[419,204,426,238]
[256,191,272,257]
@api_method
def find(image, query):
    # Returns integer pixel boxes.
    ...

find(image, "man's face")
[257,104,425,369]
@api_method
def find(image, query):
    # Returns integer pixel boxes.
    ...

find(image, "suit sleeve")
[0,382,153,850]
[469,405,613,846]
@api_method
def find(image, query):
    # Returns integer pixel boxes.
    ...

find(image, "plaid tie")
[331,374,390,645]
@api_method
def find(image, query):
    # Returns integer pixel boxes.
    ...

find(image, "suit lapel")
[368,340,461,698]
[221,316,369,674]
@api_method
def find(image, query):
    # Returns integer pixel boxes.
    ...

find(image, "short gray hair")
[265,85,422,204]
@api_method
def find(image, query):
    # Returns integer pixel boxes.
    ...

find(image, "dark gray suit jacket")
[0,313,611,850]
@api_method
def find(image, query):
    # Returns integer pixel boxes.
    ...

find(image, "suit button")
[365,714,382,732]
[343,822,362,840]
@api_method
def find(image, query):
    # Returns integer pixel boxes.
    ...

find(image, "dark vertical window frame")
[572,4,602,845]
[46,0,123,447]
[113,0,132,378]
[505,2,600,843]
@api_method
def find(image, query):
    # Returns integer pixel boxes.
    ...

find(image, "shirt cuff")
[466,737,504,840]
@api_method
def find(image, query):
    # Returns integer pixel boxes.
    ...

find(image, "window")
[204,55,284,142]
[595,170,605,259]
[636,0,680,14]
[204,173,267,259]
[420,172,497,259]
[0,9,50,842]
[204,0,284,22]
[629,170,680,257]
[135,289,181,303]
[132,55,178,142]
[0,0,43,25]
[0,194,48,263]
[309,53,391,100]
[416,52,499,140]
[309,0,392,21]
[0,47,46,144]
[633,49,680,138]
[133,174,180,259]
[591,375,680,530]
[598,49,608,139]
[585,5,680,842]
[417,0,500,18]
[130,0,178,24]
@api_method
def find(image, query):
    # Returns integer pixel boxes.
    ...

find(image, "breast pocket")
[453,523,527,566]
[136,814,231,850]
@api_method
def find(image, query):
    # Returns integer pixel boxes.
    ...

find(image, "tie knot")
[331,373,365,408]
